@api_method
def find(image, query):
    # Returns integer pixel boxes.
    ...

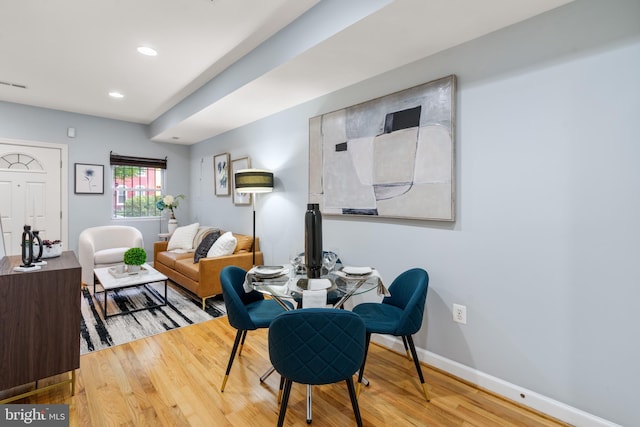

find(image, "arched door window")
[0,153,44,170]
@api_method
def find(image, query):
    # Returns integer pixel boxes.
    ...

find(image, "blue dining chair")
[269,308,366,427]
[352,267,430,401]
[219,265,293,392]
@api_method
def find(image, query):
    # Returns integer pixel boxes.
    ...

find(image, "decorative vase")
[168,219,178,234]
[41,242,62,258]
[127,264,141,273]
[304,203,323,278]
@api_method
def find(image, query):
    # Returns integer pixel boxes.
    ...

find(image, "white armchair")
[78,225,144,285]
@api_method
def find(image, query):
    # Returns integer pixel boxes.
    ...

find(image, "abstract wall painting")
[309,75,456,221]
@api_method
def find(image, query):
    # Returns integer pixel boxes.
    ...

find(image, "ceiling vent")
[0,80,27,89]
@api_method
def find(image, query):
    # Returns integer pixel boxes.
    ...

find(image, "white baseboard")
[370,335,620,427]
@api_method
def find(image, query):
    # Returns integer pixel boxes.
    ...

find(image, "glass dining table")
[244,264,389,423]
[245,265,389,310]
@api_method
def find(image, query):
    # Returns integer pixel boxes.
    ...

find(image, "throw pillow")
[192,226,220,250]
[234,234,253,253]
[207,231,237,258]
[193,230,221,263]
[167,222,200,251]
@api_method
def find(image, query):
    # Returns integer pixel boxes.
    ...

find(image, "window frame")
[110,153,167,220]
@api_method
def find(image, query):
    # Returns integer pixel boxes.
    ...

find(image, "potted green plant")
[123,247,147,273]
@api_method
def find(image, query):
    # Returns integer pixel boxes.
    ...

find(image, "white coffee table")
[93,263,168,318]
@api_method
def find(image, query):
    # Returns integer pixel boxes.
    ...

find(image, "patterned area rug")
[80,281,226,354]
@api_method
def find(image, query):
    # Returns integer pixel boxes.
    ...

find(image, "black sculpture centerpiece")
[21,225,34,267]
[32,230,44,263]
[305,203,323,278]
[13,225,45,272]
[20,225,42,268]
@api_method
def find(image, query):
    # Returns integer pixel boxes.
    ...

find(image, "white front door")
[0,141,63,255]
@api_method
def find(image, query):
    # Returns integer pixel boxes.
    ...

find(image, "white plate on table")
[341,266,372,276]
[253,265,288,278]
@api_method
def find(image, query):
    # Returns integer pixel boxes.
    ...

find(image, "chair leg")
[238,329,248,356]
[220,329,243,392]
[346,377,364,427]
[405,335,430,402]
[356,333,371,397]
[401,336,412,360]
[277,379,293,427]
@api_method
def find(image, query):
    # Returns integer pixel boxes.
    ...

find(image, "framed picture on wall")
[231,157,251,205]
[74,163,104,194]
[309,74,456,221]
[213,153,230,196]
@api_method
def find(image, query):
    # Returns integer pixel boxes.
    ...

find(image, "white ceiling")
[0,0,573,145]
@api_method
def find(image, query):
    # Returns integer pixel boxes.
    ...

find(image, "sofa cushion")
[174,258,200,282]
[94,247,129,264]
[192,226,220,249]
[234,234,253,253]
[207,231,237,257]
[194,230,221,263]
[167,222,200,251]
[156,250,193,270]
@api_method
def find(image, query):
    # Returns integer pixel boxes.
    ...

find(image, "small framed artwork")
[213,153,230,196]
[74,163,104,194]
[231,157,251,205]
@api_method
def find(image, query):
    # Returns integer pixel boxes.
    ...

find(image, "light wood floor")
[17,317,569,426]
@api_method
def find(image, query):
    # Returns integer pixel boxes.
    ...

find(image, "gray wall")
[189,1,640,426]
[0,102,191,258]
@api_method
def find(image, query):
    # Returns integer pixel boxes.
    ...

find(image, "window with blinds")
[110,153,167,219]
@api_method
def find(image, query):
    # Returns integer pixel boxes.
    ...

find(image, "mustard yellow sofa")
[153,226,263,309]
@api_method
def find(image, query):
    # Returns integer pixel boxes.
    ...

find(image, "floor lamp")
[234,169,274,265]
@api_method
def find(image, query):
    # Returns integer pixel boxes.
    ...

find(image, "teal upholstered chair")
[219,265,293,392]
[352,267,430,401]
[269,308,366,427]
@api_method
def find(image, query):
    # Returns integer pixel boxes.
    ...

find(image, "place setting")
[335,266,391,297]
[252,265,289,279]
[243,265,290,293]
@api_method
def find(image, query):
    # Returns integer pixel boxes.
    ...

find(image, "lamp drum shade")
[235,169,274,193]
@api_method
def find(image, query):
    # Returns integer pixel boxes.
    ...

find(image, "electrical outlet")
[453,304,467,324]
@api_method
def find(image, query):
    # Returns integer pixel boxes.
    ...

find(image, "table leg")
[260,366,276,382]
[306,384,312,424]
[263,285,293,311]
[163,280,167,305]
[333,278,366,308]
[259,289,289,383]
[94,273,108,318]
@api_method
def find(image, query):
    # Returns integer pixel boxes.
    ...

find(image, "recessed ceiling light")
[109,91,124,99]
[137,46,157,56]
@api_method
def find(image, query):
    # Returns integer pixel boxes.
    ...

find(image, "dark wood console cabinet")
[0,251,81,400]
